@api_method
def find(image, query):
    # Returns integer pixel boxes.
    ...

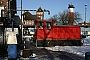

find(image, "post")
[36,39,37,47]
[12,18,14,32]
[21,0,23,45]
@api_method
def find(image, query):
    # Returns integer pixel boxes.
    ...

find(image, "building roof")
[36,7,43,12]
[68,4,75,8]
[78,22,90,27]
[23,11,36,20]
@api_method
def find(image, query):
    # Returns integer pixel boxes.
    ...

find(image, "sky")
[17,0,90,22]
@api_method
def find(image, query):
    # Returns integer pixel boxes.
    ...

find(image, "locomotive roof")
[35,20,53,22]
[54,25,80,27]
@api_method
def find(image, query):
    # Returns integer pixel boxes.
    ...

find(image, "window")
[46,22,51,29]
[85,31,88,34]
[31,20,34,25]
[23,28,29,36]
[28,28,35,35]
[23,28,35,36]
[39,22,43,29]
[82,31,84,34]
[38,16,41,20]
[37,16,43,20]
[82,30,88,35]
[23,20,26,25]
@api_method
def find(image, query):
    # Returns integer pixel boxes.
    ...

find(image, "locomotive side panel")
[52,27,58,39]
[59,27,65,40]
[45,29,53,40]
[37,29,44,40]
[68,26,81,40]
[52,26,81,40]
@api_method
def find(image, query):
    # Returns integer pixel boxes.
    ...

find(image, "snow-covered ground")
[45,37,90,57]
[45,46,90,57]
[82,36,90,45]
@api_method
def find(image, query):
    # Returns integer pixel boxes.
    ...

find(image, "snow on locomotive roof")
[54,23,80,26]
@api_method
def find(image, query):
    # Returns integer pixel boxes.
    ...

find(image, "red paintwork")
[35,20,81,41]
[52,26,81,40]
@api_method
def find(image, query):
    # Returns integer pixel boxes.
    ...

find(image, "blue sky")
[17,0,90,22]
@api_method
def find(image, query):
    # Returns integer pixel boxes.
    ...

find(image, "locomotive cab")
[35,20,53,29]
[34,20,54,46]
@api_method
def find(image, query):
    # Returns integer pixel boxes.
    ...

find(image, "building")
[0,0,8,16]
[78,22,90,37]
[0,0,17,17]
[23,11,36,26]
[36,7,44,20]
[22,11,36,38]
[22,7,45,48]
[68,4,75,25]
[23,7,44,26]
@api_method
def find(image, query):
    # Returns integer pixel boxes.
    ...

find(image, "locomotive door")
[46,22,52,40]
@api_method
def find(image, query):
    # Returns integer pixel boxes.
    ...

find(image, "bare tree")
[49,9,82,25]
[49,14,59,23]
[74,12,82,24]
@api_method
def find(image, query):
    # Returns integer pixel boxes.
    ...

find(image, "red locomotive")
[34,20,81,46]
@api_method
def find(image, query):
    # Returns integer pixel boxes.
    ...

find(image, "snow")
[45,37,90,57]
[82,36,90,45]
[45,46,90,57]
[52,46,90,56]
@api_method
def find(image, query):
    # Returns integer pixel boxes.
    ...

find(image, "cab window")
[46,22,51,29]
[39,22,43,29]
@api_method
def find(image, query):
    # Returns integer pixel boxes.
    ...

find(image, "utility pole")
[84,4,87,24]
[21,0,23,46]
[84,4,87,35]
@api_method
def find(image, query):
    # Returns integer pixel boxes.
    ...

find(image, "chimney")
[68,4,75,25]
